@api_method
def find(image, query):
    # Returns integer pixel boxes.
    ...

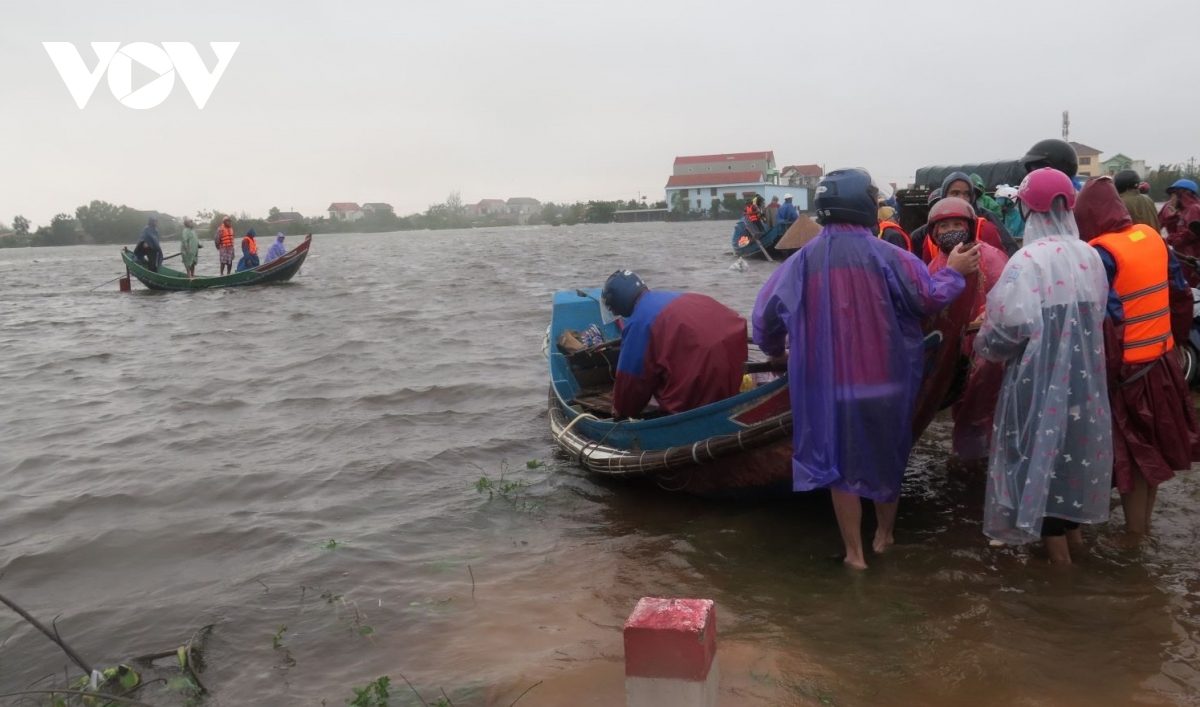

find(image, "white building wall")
[665,183,808,212]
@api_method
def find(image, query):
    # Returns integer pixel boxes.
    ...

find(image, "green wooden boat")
[120,234,312,291]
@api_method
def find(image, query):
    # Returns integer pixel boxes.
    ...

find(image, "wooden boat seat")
[569,388,663,420]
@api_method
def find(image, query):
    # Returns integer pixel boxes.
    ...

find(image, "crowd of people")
[603,138,1200,569]
[131,214,290,278]
[743,193,800,238]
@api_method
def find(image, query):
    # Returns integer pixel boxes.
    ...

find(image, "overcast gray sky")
[2,0,1196,226]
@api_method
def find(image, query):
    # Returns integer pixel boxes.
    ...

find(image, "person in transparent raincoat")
[974,168,1113,564]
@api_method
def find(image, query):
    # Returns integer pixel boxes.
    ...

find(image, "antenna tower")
[1062,111,1070,141]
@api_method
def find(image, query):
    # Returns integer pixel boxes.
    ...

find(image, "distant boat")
[120,234,312,291]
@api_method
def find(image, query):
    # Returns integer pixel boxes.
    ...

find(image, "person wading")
[975,167,1112,564]
[752,168,980,570]
[1075,176,1200,542]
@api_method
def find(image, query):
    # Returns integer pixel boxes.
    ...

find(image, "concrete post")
[623,597,719,707]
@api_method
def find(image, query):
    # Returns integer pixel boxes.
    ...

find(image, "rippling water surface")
[2,224,1200,706]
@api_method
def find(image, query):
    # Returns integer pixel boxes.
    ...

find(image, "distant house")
[471,199,507,217]
[506,197,541,216]
[781,164,823,187]
[361,203,394,215]
[1069,142,1103,178]
[327,202,363,222]
[268,211,305,224]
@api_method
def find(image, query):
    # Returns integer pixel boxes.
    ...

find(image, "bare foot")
[844,557,868,570]
[1108,532,1147,549]
[873,533,894,554]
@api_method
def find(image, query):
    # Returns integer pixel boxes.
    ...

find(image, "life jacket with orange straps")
[878,220,912,253]
[1089,223,1175,364]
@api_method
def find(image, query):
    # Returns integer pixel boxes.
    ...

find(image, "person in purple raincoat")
[753,168,981,570]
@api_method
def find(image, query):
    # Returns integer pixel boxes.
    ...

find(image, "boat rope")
[556,412,599,443]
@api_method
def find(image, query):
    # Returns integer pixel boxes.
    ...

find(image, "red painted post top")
[623,597,717,682]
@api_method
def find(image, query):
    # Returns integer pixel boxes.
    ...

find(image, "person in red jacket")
[1159,179,1200,288]
[917,197,1009,461]
[603,270,748,418]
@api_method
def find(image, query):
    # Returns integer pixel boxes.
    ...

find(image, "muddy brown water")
[1,224,1198,706]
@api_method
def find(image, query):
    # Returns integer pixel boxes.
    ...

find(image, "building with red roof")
[665,151,810,213]
[327,202,363,222]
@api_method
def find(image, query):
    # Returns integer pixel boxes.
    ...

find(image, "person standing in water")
[974,167,1112,564]
[753,168,980,570]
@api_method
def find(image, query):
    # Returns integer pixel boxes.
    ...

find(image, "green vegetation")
[474,471,528,499]
[347,675,391,707]
[272,623,288,649]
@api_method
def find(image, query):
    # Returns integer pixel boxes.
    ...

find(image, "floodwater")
[1,224,1199,707]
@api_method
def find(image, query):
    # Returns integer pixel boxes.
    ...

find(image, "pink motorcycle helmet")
[1017,167,1076,213]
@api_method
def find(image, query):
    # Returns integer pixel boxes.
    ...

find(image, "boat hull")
[731,218,787,260]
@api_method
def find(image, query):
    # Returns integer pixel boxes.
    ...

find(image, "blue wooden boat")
[546,288,793,498]
[730,217,790,260]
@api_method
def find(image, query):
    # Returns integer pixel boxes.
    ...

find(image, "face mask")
[935,228,970,252]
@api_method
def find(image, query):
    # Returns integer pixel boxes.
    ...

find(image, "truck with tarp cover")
[895,159,1026,234]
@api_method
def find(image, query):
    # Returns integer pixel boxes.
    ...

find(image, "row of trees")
[1144,164,1200,201]
[0,193,676,249]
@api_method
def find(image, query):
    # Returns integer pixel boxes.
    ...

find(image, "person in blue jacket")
[132,216,163,272]
[603,270,748,419]
[777,194,799,227]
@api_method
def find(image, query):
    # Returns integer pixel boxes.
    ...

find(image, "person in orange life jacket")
[1075,176,1200,540]
[941,172,1018,257]
[216,216,236,275]
[603,270,748,419]
[744,196,766,237]
[237,228,260,272]
[922,197,1010,460]
[877,204,912,252]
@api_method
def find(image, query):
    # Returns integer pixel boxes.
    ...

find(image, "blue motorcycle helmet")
[1167,179,1199,196]
[814,168,879,228]
[602,269,648,318]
